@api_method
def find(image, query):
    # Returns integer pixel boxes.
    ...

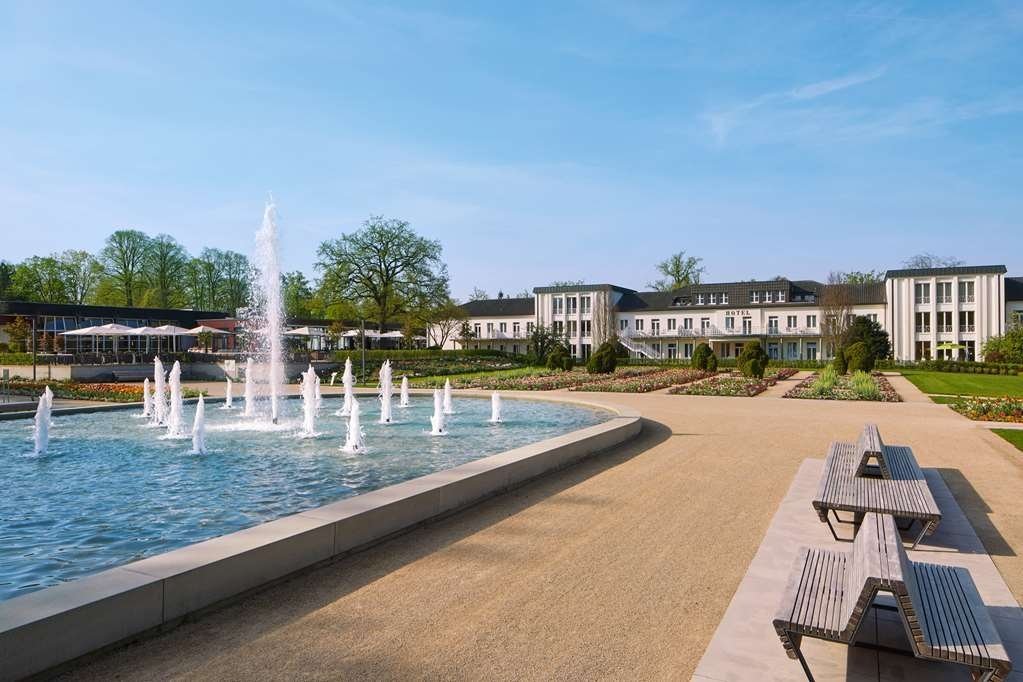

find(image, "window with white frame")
[684,342,694,358]
[777,290,785,302]
[914,283,930,304]
[553,320,564,335]
[486,322,494,335]
[667,318,677,331]
[581,320,592,337]
[474,323,481,337]
[635,318,645,331]
[765,291,774,303]
[513,322,521,337]
[650,319,660,335]
[959,281,975,303]
[683,317,693,330]
[915,311,930,333]
[959,310,975,332]
[553,297,564,314]
[709,293,717,305]
[751,291,760,303]
[696,294,704,305]
[567,320,577,336]
[700,317,710,332]
[620,319,629,330]
[936,282,952,304]
[499,322,507,333]
[806,315,817,328]
[526,322,534,334]
[580,296,591,314]
[787,315,797,329]
[768,316,779,333]
[725,316,735,330]
[721,293,729,304]
[567,296,578,314]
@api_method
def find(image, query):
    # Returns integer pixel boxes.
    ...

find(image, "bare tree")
[591,289,617,347]
[468,287,489,301]
[902,253,965,269]
[820,272,854,358]
[648,251,705,291]
[423,298,467,347]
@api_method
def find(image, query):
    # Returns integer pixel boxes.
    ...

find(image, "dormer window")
[766,291,774,303]
[709,293,717,305]
[751,291,760,303]
[777,290,785,303]
[696,294,704,305]
[721,293,729,305]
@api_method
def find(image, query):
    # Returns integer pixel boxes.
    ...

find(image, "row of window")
[914,311,976,333]
[914,280,976,305]
[620,314,822,333]
[915,340,976,361]
[551,295,592,315]
[474,321,535,337]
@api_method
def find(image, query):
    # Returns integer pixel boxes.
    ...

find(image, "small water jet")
[379,360,393,424]
[300,365,317,437]
[340,397,366,454]
[337,357,354,416]
[33,393,50,454]
[443,379,454,415]
[429,389,446,436]
[142,378,152,418]
[243,358,256,417]
[152,357,168,426]
[489,391,503,423]
[191,395,208,455]
[314,374,323,409]
[222,377,234,410]
[43,386,54,426]
[329,371,338,386]
[167,361,185,438]
[399,375,410,407]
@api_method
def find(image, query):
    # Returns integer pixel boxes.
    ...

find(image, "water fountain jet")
[379,360,393,424]
[337,357,354,416]
[223,377,234,409]
[300,365,317,437]
[142,378,152,418]
[340,398,365,454]
[399,375,410,407]
[489,391,503,423]
[243,358,256,417]
[33,393,50,454]
[443,379,454,415]
[430,389,446,436]
[152,357,167,425]
[314,373,323,409]
[191,395,208,455]
[167,361,185,438]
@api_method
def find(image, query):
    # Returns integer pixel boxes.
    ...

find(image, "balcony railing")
[937,296,952,304]
[915,326,931,333]
[959,295,975,303]
[938,325,953,333]
[915,297,930,304]
[961,325,975,332]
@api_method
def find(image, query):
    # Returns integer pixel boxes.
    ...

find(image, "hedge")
[876,359,1023,375]
[0,353,35,365]
[333,348,513,362]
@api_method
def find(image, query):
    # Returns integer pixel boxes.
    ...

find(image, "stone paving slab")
[693,458,1022,681]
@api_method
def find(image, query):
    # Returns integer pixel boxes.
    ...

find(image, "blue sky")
[2,1,1022,299]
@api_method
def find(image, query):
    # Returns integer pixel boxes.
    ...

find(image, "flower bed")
[770,368,799,381]
[947,396,1023,423]
[417,366,662,391]
[669,374,776,397]
[783,370,901,402]
[572,368,713,393]
[9,380,201,403]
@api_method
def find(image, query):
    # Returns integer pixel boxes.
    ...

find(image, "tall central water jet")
[152,357,167,426]
[33,392,51,454]
[167,361,184,438]
[489,391,503,423]
[300,365,317,437]
[429,389,446,435]
[340,397,365,454]
[337,357,354,416]
[249,200,285,423]
[379,360,393,424]
[191,395,208,455]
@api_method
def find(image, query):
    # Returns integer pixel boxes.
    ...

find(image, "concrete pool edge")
[0,396,641,681]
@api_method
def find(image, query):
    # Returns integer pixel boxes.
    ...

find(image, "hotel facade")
[439,265,1023,363]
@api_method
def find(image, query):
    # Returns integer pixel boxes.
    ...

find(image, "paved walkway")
[62,391,1023,681]
[882,373,934,403]
[758,370,812,398]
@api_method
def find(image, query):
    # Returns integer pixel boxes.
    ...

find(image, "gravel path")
[62,390,1023,681]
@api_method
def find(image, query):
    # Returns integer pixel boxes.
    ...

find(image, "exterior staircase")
[618,335,661,359]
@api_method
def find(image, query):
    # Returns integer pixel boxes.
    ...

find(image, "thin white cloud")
[790,66,887,100]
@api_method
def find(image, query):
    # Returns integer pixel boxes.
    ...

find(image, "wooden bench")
[774,512,1012,681]
[112,369,153,383]
[813,426,941,547]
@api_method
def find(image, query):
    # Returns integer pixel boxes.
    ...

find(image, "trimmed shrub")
[586,341,618,374]
[833,346,848,374]
[546,345,574,371]
[737,340,769,379]
[706,352,718,372]
[691,343,713,370]
[844,341,874,373]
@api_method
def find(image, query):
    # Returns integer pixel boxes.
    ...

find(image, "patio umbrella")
[284,326,321,337]
[187,325,231,335]
[935,342,965,350]
[59,325,99,336]
[152,324,193,352]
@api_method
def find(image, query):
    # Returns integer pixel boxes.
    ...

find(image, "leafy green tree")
[316,216,449,332]
[218,250,250,315]
[58,250,104,305]
[4,316,31,351]
[841,316,890,362]
[982,326,1023,364]
[423,298,468,348]
[11,256,68,303]
[737,340,769,379]
[843,341,874,372]
[0,261,14,299]
[100,230,152,306]
[282,270,314,318]
[143,235,188,308]
[649,250,705,291]
[586,341,618,374]
[835,270,884,284]
[528,324,565,366]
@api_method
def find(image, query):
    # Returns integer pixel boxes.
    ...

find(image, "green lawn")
[992,428,1023,452]
[900,370,1023,398]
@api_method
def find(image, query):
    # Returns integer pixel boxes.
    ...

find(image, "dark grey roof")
[614,279,885,312]
[532,284,636,295]
[1007,277,1023,302]
[884,265,1007,279]
[0,300,229,322]
[460,297,535,317]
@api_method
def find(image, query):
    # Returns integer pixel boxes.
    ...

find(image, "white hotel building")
[442,265,1023,363]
